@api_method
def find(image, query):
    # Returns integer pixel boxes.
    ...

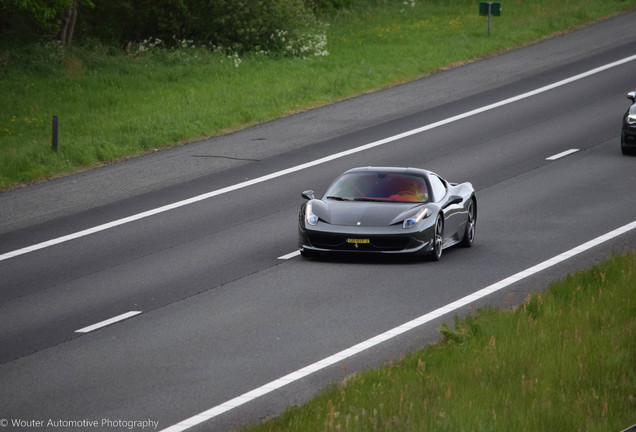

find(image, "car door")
[430,174,464,242]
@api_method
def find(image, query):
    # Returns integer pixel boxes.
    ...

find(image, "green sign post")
[479,2,501,35]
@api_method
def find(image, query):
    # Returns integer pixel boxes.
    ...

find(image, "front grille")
[371,237,409,250]
[308,233,410,252]
[309,233,346,249]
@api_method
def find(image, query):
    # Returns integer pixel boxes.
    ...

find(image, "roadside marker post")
[479,2,501,35]
[52,115,59,151]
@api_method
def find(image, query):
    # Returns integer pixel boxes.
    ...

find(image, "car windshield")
[324,172,429,203]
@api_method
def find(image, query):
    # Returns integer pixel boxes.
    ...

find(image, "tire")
[429,215,444,261]
[622,144,636,156]
[461,199,476,248]
[621,136,636,155]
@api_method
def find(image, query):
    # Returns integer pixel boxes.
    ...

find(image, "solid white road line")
[2,54,636,263]
[160,220,636,432]
[546,148,580,160]
[75,311,142,334]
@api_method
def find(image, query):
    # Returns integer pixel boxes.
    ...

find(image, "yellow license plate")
[347,238,370,244]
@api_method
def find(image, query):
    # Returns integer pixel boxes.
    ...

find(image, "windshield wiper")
[353,197,385,202]
[326,196,351,201]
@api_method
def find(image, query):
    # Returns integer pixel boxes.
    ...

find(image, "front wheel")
[461,199,476,248]
[428,216,444,261]
[621,136,636,155]
[622,144,636,156]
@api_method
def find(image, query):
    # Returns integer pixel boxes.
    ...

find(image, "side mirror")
[302,190,315,200]
[627,91,636,102]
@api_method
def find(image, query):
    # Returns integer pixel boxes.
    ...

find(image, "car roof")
[343,166,433,177]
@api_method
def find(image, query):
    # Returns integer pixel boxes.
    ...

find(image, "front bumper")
[621,125,636,151]
[298,222,434,255]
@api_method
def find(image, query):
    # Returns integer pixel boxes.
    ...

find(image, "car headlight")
[305,202,319,226]
[403,207,429,229]
[627,114,636,125]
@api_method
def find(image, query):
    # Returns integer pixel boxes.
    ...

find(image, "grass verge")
[0,0,636,190]
[2,0,636,190]
[239,252,636,432]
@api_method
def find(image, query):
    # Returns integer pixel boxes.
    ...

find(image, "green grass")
[2,0,636,189]
[239,252,636,432]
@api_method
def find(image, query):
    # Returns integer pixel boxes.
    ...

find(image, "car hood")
[312,200,427,227]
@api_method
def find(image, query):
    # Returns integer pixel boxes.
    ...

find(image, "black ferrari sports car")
[298,167,476,260]
[621,91,636,155]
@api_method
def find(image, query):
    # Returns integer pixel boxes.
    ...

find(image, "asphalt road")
[1,11,636,432]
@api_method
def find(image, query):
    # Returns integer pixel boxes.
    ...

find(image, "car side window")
[428,174,447,202]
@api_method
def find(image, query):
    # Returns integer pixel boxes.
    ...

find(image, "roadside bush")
[196,0,322,55]
[306,0,357,15]
[78,0,325,56]
[1,0,344,57]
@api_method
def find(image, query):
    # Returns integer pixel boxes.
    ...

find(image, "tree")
[58,0,78,46]
[0,0,91,45]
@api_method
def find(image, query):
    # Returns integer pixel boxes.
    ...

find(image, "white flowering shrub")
[134,38,163,54]
[267,26,329,58]
[196,0,328,57]
[82,0,336,60]
[129,37,203,63]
